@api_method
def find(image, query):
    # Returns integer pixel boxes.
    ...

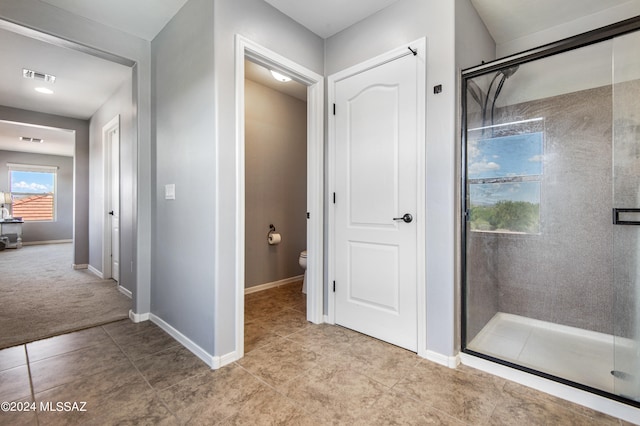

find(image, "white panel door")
[110,127,120,282]
[334,52,419,351]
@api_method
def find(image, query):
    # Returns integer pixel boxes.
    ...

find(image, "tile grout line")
[100,324,181,422]
[233,361,323,422]
[23,344,41,426]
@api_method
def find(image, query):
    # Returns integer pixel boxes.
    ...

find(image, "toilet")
[298,250,307,294]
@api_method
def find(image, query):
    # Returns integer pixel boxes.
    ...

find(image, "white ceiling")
[264,0,400,38]
[0,27,131,156]
[0,29,131,120]
[39,0,190,41]
[470,0,635,44]
[0,121,75,157]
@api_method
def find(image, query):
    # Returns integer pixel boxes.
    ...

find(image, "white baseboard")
[219,351,239,368]
[126,310,239,369]
[129,310,150,323]
[425,350,461,369]
[23,239,73,246]
[87,265,103,279]
[118,285,132,298]
[73,264,88,270]
[150,313,237,369]
[245,275,304,294]
[461,353,640,424]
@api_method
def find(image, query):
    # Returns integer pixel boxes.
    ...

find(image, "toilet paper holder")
[267,224,282,245]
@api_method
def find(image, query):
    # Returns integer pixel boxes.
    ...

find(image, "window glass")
[468,131,543,234]
[9,169,56,221]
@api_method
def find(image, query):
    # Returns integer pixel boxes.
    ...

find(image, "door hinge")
[333,192,336,204]
[333,103,336,115]
[306,212,310,219]
[333,281,336,292]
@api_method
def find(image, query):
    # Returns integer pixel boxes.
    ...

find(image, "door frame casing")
[327,38,427,357]
[234,35,325,359]
[102,114,120,280]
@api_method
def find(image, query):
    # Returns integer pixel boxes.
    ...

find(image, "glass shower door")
[463,38,617,394]
[613,30,640,402]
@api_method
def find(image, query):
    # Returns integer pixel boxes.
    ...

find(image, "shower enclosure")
[461,18,640,405]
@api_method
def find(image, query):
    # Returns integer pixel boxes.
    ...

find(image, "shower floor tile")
[468,313,616,393]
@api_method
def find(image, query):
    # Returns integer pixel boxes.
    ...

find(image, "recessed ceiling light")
[35,87,54,95]
[20,137,44,143]
[23,68,56,83]
[270,70,292,83]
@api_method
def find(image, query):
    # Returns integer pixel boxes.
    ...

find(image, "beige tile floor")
[0,281,633,425]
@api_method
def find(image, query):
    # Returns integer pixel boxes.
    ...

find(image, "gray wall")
[455,0,496,70]
[0,150,72,243]
[466,85,614,340]
[0,106,89,264]
[244,78,307,289]
[89,76,134,292]
[0,1,151,314]
[152,0,217,354]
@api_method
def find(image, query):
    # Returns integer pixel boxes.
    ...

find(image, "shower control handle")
[393,213,413,223]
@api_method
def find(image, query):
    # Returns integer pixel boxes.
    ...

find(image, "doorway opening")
[0,18,139,339]
[103,115,120,286]
[243,59,308,351]
[235,35,324,359]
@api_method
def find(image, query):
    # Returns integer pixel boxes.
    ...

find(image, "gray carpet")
[0,243,130,349]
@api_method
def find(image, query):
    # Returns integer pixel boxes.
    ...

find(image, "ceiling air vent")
[23,68,56,83]
[20,137,44,143]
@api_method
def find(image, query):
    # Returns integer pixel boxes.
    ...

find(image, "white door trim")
[234,35,324,359]
[327,39,427,357]
[102,115,120,280]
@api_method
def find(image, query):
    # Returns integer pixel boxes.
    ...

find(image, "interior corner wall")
[0,150,73,243]
[0,0,152,315]
[89,75,134,292]
[325,0,456,358]
[244,79,307,289]
[213,0,324,357]
[0,106,88,263]
[455,0,496,70]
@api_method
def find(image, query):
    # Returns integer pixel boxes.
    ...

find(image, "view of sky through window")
[468,132,543,206]
[10,171,55,194]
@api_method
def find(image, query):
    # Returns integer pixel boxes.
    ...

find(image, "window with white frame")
[8,163,58,222]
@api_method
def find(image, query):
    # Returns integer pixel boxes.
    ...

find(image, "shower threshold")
[467,313,635,394]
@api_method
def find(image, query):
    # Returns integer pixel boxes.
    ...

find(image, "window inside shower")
[467,123,543,235]
[462,23,640,405]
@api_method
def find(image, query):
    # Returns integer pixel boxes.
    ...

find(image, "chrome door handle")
[393,213,413,223]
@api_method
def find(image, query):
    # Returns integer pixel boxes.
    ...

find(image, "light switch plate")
[165,184,175,200]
